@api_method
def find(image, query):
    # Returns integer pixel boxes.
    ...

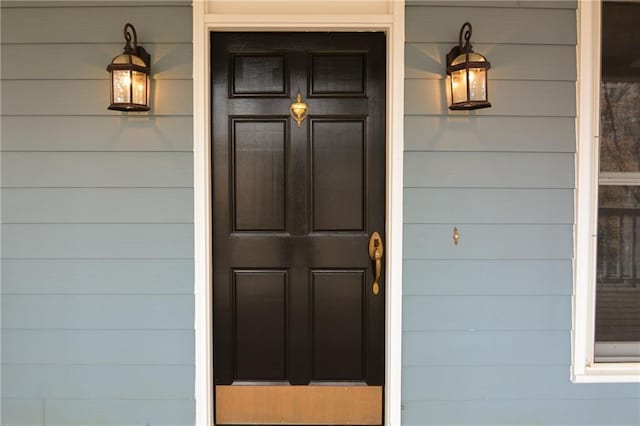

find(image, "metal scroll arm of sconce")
[446,22,491,110]
[107,23,151,112]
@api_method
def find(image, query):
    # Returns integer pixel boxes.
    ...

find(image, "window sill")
[571,363,640,383]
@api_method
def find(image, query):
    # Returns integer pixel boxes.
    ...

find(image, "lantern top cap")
[110,53,147,67]
[446,21,491,75]
[451,51,487,66]
[106,23,150,72]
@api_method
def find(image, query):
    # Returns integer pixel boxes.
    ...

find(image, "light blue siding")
[3,80,192,116]
[2,43,193,80]
[403,366,640,400]
[44,399,196,426]
[404,152,575,188]
[402,2,640,425]
[405,80,576,116]
[2,116,193,151]
[1,152,193,187]
[2,188,194,223]
[3,295,193,329]
[1,399,45,426]
[403,259,573,295]
[1,259,193,294]
[404,116,576,152]
[403,331,569,365]
[403,399,638,426]
[1,224,193,258]
[404,188,574,223]
[1,2,194,425]
[0,6,191,43]
[404,224,573,259]
[405,6,576,44]
[3,329,194,364]
[3,365,194,399]
[403,296,569,330]
[406,43,576,81]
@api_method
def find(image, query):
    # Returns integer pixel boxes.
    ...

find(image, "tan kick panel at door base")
[216,385,383,425]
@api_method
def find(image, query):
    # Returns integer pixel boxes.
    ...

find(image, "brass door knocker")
[290,90,309,127]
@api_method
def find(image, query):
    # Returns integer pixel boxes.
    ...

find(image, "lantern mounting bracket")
[446,22,473,73]
[123,23,150,69]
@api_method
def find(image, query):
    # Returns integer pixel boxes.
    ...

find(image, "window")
[574,0,640,382]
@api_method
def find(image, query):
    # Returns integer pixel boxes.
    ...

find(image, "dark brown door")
[211,32,386,423]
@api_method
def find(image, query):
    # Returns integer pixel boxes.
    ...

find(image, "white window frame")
[573,0,640,383]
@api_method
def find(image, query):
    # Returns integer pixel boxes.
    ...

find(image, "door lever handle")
[368,232,384,296]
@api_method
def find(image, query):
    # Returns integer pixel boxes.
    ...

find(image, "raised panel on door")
[232,119,287,232]
[231,54,288,96]
[310,54,366,96]
[311,270,365,380]
[234,270,287,380]
[311,119,366,232]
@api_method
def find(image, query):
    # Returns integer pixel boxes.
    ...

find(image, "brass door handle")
[368,232,384,296]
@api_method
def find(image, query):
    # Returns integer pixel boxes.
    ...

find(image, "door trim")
[193,3,405,425]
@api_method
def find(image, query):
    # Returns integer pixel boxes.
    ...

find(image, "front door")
[211,32,386,425]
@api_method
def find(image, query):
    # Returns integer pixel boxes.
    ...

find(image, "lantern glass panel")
[468,67,487,101]
[113,69,132,104]
[132,71,146,105]
[451,69,467,104]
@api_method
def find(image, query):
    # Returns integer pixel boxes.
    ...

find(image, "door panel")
[232,119,287,231]
[310,54,366,95]
[234,270,287,380]
[231,54,288,96]
[311,119,366,231]
[212,32,386,403]
[312,270,365,380]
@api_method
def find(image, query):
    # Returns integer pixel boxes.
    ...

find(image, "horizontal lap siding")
[404,188,574,223]
[403,399,639,426]
[1,259,193,294]
[402,2,640,425]
[2,188,194,223]
[3,80,192,116]
[2,116,193,151]
[0,4,194,426]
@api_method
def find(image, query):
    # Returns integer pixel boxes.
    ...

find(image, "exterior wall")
[2,1,639,425]
[402,1,640,424]
[1,3,195,425]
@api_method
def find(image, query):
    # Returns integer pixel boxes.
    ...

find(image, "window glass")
[596,186,640,342]
[595,1,640,356]
[599,82,640,172]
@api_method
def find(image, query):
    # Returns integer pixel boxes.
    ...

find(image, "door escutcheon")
[368,232,384,296]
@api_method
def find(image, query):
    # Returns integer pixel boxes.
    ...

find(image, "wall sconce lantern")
[446,22,491,110]
[107,23,151,111]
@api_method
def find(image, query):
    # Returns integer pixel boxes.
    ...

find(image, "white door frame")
[192,2,405,424]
